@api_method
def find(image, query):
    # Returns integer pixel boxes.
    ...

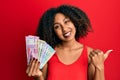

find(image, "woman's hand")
[26,58,42,78]
[89,49,113,70]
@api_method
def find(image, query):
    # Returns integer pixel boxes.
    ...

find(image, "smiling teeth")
[64,32,71,37]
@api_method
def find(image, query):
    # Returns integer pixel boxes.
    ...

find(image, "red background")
[0,0,120,80]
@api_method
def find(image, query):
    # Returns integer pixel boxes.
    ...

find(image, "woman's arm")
[87,47,112,80]
[88,61,104,80]
[88,63,95,80]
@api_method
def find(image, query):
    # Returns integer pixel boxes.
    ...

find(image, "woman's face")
[53,13,76,42]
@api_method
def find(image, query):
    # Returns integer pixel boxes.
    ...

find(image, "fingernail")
[33,57,35,60]
[36,58,38,61]
[110,49,113,51]
[109,49,113,52]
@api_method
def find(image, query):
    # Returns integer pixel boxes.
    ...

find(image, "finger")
[92,50,98,55]
[104,49,113,59]
[93,49,103,55]
[26,58,34,74]
[28,58,36,76]
[37,61,40,71]
[89,51,95,60]
[90,51,94,56]
[89,53,93,59]
[32,59,39,76]
[91,50,97,56]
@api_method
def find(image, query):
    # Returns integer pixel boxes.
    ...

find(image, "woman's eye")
[54,25,60,29]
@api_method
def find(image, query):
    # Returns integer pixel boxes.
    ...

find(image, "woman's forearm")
[94,65,105,80]
[34,75,44,80]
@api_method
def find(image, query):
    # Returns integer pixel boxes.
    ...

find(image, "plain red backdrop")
[0,0,120,80]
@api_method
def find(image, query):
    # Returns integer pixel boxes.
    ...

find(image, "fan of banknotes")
[25,35,55,69]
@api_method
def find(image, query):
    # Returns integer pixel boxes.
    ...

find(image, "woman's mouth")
[63,31,71,38]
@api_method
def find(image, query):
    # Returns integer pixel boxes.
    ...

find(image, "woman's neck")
[57,39,82,50]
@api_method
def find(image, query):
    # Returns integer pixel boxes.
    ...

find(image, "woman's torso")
[47,45,88,80]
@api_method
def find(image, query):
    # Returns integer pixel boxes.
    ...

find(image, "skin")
[26,13,112,80]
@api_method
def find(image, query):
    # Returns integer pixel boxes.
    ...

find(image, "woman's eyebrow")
[54,23,59,25]
[63,17,69,22]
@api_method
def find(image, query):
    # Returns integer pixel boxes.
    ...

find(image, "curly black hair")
[36,5,92,48]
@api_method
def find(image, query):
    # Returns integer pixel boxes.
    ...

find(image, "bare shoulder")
[86,46,94,55]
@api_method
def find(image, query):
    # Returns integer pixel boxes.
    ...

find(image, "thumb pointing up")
[104,49,113,60]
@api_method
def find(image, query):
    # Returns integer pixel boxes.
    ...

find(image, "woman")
[26,5,112,80]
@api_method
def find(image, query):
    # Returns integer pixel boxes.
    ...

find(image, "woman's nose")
[62,25,68,32]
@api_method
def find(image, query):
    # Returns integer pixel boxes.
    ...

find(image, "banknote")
[25,35,55,69]
[25,35,39,64]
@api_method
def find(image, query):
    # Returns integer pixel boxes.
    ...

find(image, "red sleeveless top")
[47,45,88,80]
